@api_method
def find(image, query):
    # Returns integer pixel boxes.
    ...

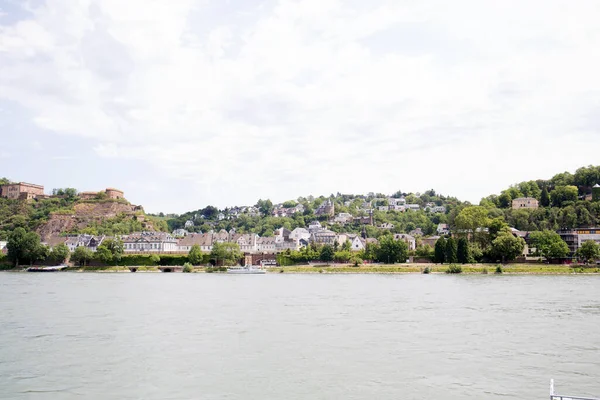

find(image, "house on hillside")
[437,223,450,236]
[393,234,416,251]
[512,197,539,210]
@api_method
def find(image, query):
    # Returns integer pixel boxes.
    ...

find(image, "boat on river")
[551,379,599,400]
[226,265,266,274]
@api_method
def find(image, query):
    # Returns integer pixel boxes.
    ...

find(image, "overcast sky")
[1,0,600,213]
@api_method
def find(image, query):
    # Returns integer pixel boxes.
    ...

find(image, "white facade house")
[437,224,450,235]
[122,232,178,252]
[184,220,195,228]
[405,204,420,211]
[65,235,105,252]
[290,228,311,242]
[393,234,416,251]
[350,236,366,251]
[172,229,189,237]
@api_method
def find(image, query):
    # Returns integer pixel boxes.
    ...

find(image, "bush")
[495,265,503,274]
[482,267,488,274]
[422,266,431,274]
[183,262,193,273]
[445,264,462,274]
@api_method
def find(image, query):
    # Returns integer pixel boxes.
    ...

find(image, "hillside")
[0,187,167,241]
[160,165,600,237]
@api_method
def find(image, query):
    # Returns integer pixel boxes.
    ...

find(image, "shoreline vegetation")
[2,263,599,274]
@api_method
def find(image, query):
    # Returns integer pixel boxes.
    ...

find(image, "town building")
[79,188,125,200]
[558,228,600,256]
[393,234,416,251]
[421,236,440,248]
[315,199,335,217]
[334,213,353,224]
[437,223,450,236]
[512,197,539,209]
[122,232,178,252]
[172,229,189,237]
[65,234,106,252]
[0,182,45,200]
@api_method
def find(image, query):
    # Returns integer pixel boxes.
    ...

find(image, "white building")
[122,232,178,252]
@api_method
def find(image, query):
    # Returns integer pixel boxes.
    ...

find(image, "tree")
[188,244,204,265]
[49,243,70,264]
[210,242,242,266]
[491,232,525,263]
[319,245,335,263]
[457,238,470,263]
[454,206,490,243]
[540,186,550,207]
[341,240,351,251]
[550,185,578,207]
[96,238,124,265]
[576,240,600,264]
[376,235,408,264]
[256,199,274,216]
[529,230,570,261]
[434,237,446,263]
[6,228,41,267]
[444,237,458,263]
[71,246,94,266]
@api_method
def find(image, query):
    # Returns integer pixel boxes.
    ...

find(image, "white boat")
[551,379,599,400]
[226,265,266,274]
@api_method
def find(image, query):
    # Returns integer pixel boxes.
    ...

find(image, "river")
[0,273,599,399]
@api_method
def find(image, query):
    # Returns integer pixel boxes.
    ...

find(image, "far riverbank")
[2,263,600,274]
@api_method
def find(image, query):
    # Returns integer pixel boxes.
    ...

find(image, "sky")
[1,0,600,214]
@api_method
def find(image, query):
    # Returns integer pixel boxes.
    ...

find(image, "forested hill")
[479,165,600,231]
[161,165,600,237]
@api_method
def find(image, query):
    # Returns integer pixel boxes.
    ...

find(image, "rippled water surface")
[1,273,599,399]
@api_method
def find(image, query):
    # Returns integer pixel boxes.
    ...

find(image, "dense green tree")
[540,186,550,207]
[375,235,408,264]
[49,243,70,264]
[188,244,204,265]
[6,228,41,267]
[576,240,600,264]
[491,232,525,263]
[529,230,570,261]
[71,246,94,266]
[96,238,124,264]
[457,238,470,263]
[454,206,490,244]
[550,186,578,207]
[210,242,242,266]
[444,237,458,263]
[434,237,446,264]
[341,240,351,251]
[319,245,335,262]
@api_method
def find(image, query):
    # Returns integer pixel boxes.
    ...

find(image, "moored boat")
[226,265,266,274]
[26,265,68,272]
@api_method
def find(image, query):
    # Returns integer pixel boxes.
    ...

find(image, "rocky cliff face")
[37,201,151,241]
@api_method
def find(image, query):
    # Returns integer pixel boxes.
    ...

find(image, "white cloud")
[1,0,600,212]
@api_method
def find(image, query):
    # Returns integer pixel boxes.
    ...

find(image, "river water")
[0,273,599,400]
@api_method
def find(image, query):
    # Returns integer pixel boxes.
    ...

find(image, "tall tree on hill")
[445,237,458,263]
[434,237,446,264]
[540,186,550,207]
[454,206,490,244]
[457,238,470,263]
[550,186,578,207]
